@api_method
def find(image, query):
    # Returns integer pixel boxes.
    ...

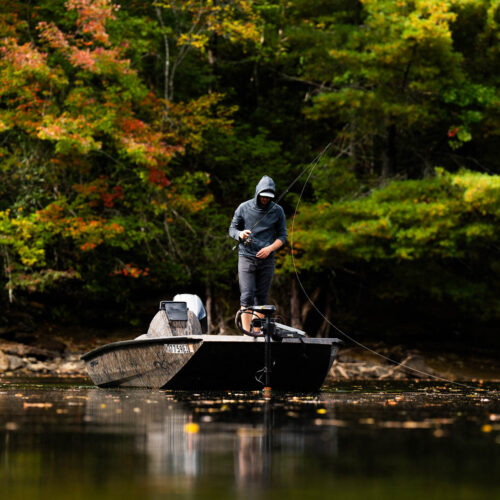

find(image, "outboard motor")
[173,294,208,333]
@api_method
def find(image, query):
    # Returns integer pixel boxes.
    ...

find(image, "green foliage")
[274,0,500,176]
[289,169,500,266]
[286,168,500,319]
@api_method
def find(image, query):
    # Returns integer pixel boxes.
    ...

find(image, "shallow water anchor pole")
[262,310,274,398]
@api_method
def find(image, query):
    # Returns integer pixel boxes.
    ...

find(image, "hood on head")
[255,175,275,199]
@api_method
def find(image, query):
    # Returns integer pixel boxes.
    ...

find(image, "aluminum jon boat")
[82,296,342,392]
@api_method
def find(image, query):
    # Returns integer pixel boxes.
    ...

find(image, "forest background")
[1,0,500,351]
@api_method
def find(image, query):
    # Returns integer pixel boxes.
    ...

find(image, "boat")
[82,295,342,391]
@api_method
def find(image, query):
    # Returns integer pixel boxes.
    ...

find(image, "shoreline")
[1,336,499,383]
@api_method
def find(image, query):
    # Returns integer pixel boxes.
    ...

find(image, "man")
[229,175,287,332]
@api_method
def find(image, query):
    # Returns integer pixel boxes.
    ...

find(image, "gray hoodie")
[229,176,287,257]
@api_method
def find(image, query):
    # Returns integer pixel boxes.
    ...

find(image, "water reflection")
[83,389,337,488]
[0,378,499,499]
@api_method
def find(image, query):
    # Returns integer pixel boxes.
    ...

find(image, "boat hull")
[82,335,341,392]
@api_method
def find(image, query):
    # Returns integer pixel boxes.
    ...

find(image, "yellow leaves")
[451,170,500,206]
[37,113,102,154]
[184,422,200,434]
[18,246,45,267]
[177,33,209,51]
[347,218,392,239]
[160,0,262,48]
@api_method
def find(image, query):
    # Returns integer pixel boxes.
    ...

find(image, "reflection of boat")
[82,297,342,391]
[83,389,339,486]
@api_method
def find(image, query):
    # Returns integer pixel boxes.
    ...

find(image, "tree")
[0,0,233,310]
[285,168,500,328]
[276,0,500,178]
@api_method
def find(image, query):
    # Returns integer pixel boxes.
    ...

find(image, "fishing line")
[289,146,489,393]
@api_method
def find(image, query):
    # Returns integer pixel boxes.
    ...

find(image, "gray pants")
[238,255,275,306]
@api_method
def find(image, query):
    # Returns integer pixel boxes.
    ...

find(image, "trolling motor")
[235,305,306,340]
[235,305,306,395]
[237,305,276,393]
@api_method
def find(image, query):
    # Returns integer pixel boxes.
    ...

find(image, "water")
[1,377,499,500]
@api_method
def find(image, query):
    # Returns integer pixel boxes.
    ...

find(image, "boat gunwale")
[81,335,343,361]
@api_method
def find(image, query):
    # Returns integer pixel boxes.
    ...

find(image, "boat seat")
[145,308,203,338]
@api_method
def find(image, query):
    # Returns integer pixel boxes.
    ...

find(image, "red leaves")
[80,242,96,251]
[101,185,124,208]
[121,118,146,134]
[0,38,48,72]
[37,22,70,51]
[66,0,118,46]
[148,168,171,187]
[73,179,124,208]
[111,264,149,278]
[69,48,97,71]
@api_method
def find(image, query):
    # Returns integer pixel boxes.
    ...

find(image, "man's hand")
[256,246,272,259]
[256,238,283,259]
[239,229,252,240]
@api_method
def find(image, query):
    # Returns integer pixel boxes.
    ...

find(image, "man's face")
[259,195,272,205]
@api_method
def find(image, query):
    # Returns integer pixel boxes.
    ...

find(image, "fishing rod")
[232,142,333,251]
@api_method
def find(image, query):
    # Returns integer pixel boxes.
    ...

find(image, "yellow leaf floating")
[185,423,200,434]
[23,402,53,409]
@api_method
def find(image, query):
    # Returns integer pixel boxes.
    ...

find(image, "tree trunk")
[2,247,14,303]
[207,33,218,93]
[155,6,171,101]
[290,275,302,330]
[300,286,321,327]
[317,295,332,338]
[205,283,213,334]
[381,124,397,178]
[215,297,229,335]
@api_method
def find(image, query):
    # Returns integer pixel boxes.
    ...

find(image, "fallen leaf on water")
[359,418,375,425]
[482,424,493,433]
[382,421,431,429]
[402,421,432,429]
[23,402,53,409]
[314,419,346,427]
[185,423,199,434]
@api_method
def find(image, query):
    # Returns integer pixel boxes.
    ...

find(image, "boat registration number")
[164,343,194,354]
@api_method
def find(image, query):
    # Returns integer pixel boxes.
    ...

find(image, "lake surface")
[0,377,499,500]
